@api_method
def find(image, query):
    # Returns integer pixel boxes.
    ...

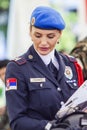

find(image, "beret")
[30,6,66,30]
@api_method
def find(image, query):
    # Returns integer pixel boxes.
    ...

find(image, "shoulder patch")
[13,57,26,65]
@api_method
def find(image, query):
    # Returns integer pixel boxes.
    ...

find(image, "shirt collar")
[35,49,55,66]
[34,47,59,69]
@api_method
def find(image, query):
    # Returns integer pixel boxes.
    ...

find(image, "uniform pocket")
[28,82,51,107]
[29,82,51,91]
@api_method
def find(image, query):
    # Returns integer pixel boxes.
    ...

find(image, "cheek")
[33,38,40,50]
[31,35,40,43]
[49,38,58,50]
[49,42,56,52]
[52,44,56,50]
[51,39,57,46]
[33,38,40,47]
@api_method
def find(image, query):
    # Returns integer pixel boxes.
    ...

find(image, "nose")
[40,37,48,45]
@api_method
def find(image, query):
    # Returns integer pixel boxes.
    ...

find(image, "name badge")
[30,78,46,82]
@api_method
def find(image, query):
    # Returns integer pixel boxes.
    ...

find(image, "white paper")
[56,80,87,118]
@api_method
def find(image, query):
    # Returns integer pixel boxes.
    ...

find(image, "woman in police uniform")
[5,6,84,130]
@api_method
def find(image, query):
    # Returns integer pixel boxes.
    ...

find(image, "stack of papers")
[56,80,87,118]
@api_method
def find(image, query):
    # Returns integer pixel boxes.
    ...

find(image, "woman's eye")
[48,35,55,39]
[35,34,41,38]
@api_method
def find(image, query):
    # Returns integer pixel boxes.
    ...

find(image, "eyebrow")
[34,31,57,35]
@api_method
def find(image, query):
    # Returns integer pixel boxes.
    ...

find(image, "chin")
[40,52,49,55]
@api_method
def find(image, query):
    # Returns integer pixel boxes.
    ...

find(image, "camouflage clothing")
[70,37,87,80]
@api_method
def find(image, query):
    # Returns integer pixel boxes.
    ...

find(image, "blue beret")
[30,6,65,30]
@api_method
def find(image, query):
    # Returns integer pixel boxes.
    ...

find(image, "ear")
[59,30,62,37]
[57,31,62,44]
[59,31,62,40]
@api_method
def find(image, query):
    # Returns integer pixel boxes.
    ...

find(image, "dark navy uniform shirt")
[5,45,80,130]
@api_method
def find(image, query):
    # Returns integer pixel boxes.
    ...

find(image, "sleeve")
[5,62,48,130]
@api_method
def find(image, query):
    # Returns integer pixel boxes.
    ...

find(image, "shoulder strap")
[12,57,26,65]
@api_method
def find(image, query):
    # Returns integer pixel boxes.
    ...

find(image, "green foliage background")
[0,0,10,10]
[50,2,78,53]
[0,0,10,38]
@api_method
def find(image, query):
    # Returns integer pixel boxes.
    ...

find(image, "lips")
[39,47,49,51]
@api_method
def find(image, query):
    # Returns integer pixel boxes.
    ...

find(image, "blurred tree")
[0,0,10,59]
[0,0,10,37]
[0,0,10,11]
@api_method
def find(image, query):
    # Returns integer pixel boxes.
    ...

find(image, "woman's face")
[30,26,62,55]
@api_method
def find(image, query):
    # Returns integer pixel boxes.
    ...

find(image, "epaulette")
[65,54,77,62]
[12,57,26,65]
